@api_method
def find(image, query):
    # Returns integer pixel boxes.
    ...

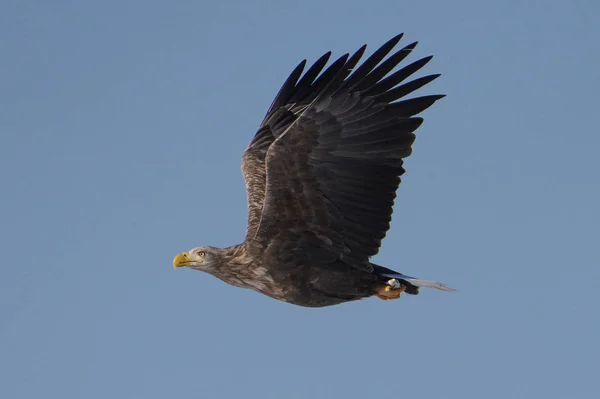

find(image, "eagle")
[173,33,455,307]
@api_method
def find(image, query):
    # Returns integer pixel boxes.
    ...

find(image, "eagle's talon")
[386,278,401,291]
[376,281,406,300]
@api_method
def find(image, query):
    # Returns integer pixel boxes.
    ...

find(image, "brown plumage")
[173,33,455,307]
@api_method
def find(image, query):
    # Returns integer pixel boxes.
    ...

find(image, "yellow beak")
[173,252,190,268]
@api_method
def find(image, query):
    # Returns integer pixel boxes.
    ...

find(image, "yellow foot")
[375,281,406,300]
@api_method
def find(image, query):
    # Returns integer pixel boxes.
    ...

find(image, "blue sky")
[1,0,599,398]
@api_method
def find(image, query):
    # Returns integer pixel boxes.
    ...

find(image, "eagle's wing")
[241,49,345,240]
[240,127,272,241]
[245,34,444,271]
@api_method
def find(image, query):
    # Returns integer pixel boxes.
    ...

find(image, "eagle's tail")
[397,275,455,292]
[372,264,455,295]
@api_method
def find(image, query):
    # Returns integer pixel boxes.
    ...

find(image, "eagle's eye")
[198,251,206,257]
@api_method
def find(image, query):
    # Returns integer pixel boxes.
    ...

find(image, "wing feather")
[241,49,350,240]
[242,34,443,271]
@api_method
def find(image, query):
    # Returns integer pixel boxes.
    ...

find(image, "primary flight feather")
[173,33,454,307]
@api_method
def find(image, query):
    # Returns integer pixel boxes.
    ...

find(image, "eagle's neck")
[211,244,282,297]
[211,244,256,288]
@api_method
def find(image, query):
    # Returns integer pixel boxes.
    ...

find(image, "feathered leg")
[374,279,406,300]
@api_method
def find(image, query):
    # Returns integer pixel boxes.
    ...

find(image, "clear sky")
[1,0,599,398]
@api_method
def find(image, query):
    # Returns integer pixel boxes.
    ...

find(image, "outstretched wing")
[241,48,351,240]
[245,34,444,271]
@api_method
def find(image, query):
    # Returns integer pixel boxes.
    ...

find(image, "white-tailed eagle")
[173,33,454,307]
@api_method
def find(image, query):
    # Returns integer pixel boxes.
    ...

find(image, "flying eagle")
[173,33,454,307]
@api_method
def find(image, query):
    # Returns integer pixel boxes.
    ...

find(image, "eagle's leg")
[374,279,406,300]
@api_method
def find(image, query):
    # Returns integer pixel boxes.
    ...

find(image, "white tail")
[382,273,456,292]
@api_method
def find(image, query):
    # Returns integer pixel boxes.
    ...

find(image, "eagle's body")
[173,34,454,307]
[187,244,395,307]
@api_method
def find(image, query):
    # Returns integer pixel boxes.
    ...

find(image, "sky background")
[1,0,599,398]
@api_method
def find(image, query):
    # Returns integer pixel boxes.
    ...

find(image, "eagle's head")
[173,246,219,271]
